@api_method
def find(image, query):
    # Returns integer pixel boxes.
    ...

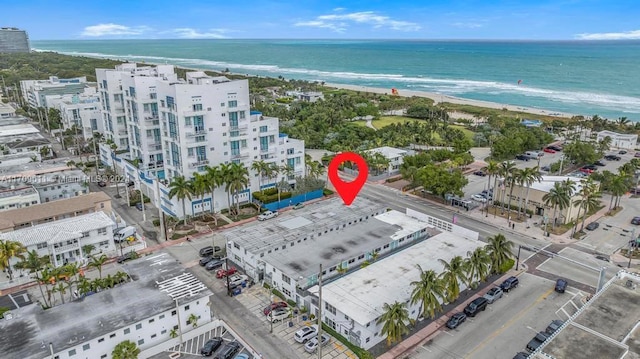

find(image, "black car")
[593,160,606,166]
[515,154,530,161]
[585,222,599,230]
[117,252,136,264]
[619,150,628,155]
[548,145,563,151]
[513,352,529,359]
[545,319,564,335]
[473,170,486,177]
[526,332,549,352]
[200,337,223,356]
[632,217,640,225]
[555,278,568,293]
[541,165,551,172]
[205,259,224,270]
[463,297,488,317]
[446,312,467,329]
[595,255,610,262]
[604,155,621,161]
[500,276,519,292]
[582,164,597,170]
[199,246,215,257]
[213,342,241,359]
[199,256,215,266]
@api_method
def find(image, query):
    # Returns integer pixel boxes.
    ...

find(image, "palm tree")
[169,328,179,338]
[76,277,92,297]
[168,176,193,224]
[410,265,445,320]
[376,301,412,346]
[438,256,467,302]
[226,162,250,217]
[265,162,279,188]
[543,182,571,229]
[609,173,630,210]
[498,161,517,214]
[251,160,270,193]
[486,234,514,273]
[15,250,49,304]
[0,239,27,280]
[205,165,222,219]
[188,313,199,328]
[465,247,491,285]
[112,340,140,359]
[517,167,542,219]
[53,282,67,304]
[191,172,208,216]
[82,244,96,258]
[88,254,108,279]
[308,161,326,180]
[574,180,602,233]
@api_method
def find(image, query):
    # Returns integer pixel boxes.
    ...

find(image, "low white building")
[597,130,638,150]
[0,123,51,156]
[308,230,484,350]
[365,146,409,174]
[0,252,213,359]
[0,184,40,211]
[0,102,16,118]
[0,211,116,266]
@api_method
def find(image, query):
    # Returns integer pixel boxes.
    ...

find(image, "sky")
[6,0,640,41]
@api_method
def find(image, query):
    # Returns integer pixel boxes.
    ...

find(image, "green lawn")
[369,116,475,140]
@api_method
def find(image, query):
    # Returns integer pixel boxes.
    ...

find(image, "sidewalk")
[377,268,526,359]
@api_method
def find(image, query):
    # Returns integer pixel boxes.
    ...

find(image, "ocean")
[32,39,640,120]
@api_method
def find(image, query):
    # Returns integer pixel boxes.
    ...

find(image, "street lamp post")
[137,178,146,223]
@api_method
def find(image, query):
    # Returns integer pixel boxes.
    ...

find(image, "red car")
[263,301,288,316]
[216,267,237,278]
[543,148,556,154]
[580,167,594,174]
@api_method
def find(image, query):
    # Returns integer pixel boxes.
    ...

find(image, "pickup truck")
[257,210,279,221]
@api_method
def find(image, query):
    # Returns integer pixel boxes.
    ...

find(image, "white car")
[294,324,318,343]
[269,307,291,322]
[258,210,279,221]
[226,274,248,287]
[471,194,488,203]
[304,333,330,353]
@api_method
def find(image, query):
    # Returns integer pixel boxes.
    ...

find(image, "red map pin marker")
[328,152,368,206]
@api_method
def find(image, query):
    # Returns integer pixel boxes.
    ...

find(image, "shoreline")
[323,82,575,119]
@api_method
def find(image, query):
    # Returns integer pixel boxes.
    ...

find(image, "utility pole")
[629,228,636,268]
[156,176,166,242]
[138,178,146,222]
[93,133,100,176]
[558,155,565,175]
[317,263,323,359]
[225,254,231,296]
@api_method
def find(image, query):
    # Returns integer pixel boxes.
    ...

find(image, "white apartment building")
[46,87,103,140]
[597,130,638,150]
[0,184,40,211]
[365,146,410,175]
[20,76,89,108]
[0,211,116,267]
[0,252,213,359]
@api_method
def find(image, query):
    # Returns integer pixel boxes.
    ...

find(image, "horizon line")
[30,38,640,42]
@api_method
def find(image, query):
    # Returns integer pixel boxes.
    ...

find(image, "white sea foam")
[37,48,640,115]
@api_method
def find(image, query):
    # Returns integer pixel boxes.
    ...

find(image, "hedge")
[253,191,292,204]
[321,323,373,359]
[498,258,515,274]
[271,288,286,301]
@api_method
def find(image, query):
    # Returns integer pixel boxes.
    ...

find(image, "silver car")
[483,287,504,304]
[294,324,318,343]
[304,333,330,353]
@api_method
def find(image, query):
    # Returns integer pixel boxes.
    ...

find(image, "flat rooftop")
[0,184,37,199]
[224,197,387,255]
[0,116,30,126]
[0,159,75,179]
[0,252,211,359]
[259,209,437,279]
[0,123,40,137]
[529,176,583,194]
[536,272,640,359]
[309,231,484,325]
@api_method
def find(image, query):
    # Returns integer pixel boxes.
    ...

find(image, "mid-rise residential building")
[0,251,213,359]
[46,87,103,139]
[0,184,40,211]
[0,211,116,266]
[0,27,30,53]
[20,76,89,108]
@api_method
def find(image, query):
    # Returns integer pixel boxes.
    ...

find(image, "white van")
[114,226,136,242]
[525,151,542,159]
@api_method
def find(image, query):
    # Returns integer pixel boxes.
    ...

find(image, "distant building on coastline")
[0,27,30,53]
[596,130,638,150]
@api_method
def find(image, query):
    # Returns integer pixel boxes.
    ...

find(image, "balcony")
[231,150,250,159]
[189,159,210,168]
[144,113,159,121]
[186,128,207,137]
[149,144,162,151]
[117,130,128,136]
[230,123,249,131]
[260,147,276,154]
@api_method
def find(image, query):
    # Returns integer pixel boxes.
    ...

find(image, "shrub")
[271,288,286,301]
[152,219,160,227]
[323,188,334,196]
[263,283,271,290]
[253,191,292,204]
[286,299,296,307]
[321,323,373,359]
[498,258,515,274]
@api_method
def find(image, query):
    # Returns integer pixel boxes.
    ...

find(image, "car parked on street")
[527,332,550,352]
[263,301,288,315]
[199,256,216,266]
[604,155,621,161]
[446,312,467,329]
[200,337,223,356]
[117,252,136,264]
[234,354,250,359]
[304,333,331,353]
[594,160,606,166]
[555,278,568,293]
[98,181,107,187]
[513,352,529,359]
[226,274,249,288]
[545,319,565,335]
[632,217,640,225]
[294,324,319,343]
[216,267,237,278]
[500,276,519,292]
[293,202,305,210]
[483,287,504,304]
[258,210,279,221]
[464,297,488,317]
[205,259,224,271]
[200,246,215,257]
[472,194,488,203]
[595,255,610,262]
[547,145,563,151]
[585,222,599,230]
[619,150,628,155]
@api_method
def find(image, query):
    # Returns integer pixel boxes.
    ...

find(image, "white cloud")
[333,7,346,12]
[81,23,150,37]
[170,28,230,39]
[451,22,483,29]
[295,11,420,32]
[575,29,640,40]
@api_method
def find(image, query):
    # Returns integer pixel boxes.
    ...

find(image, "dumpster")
[233,288,242,296]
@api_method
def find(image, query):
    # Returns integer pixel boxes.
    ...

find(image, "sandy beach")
[323,82,575,119]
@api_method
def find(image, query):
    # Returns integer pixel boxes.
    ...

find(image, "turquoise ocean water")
[32,39,640,120]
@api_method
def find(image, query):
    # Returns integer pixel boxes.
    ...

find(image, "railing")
[231,151,250,159]
[189,159,210,168]
[186,128,207,137]
[144,114,159,121]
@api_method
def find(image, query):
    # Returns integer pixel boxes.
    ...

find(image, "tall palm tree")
[265,162,279,188]
[191,172,208,216]
[486,234,514,274]
[168,176,193,224]
[205,165,222,219]
[498,161,517,214]
[112,340,140,359]
[88,254,108,279]
[465,247,491,285]
[574,179,602,233]
[226,162,250,217]
[609,173,630,210]
[15,250,49,304]
[307,161,326,180]
[0,239,27,280]
[543,182,571,229]
[518,167,542,219]
[438,256,467,302]
[81,244,96,258]
[376,301,412,346]
[188,313,199,328]
[251,160,270,193]
[410,266,446,320]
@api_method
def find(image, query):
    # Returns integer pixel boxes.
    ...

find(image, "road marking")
[565,290,577,296]
[443,330,455,336]
[464,287,554,359]
[526,325,538,334]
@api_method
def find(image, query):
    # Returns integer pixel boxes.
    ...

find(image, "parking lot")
[151,324,254,359]
[408,273,587,359]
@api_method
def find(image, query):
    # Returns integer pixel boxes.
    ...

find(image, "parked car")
[473,170,486,176]
[445,312,467,329]
[294,324,318,343]
[135,202,143,211]
[635,152,640,158]
[117,252,136,264]
[619,150,628,155]
[541,165,551,172]
[216,267,237,278]
[545,319,565,335]
[293,202,305,210]
[483,287,504,304]
[513,352,529,359]
[604,155,621,161]
[205,259,224,271]
[595,255,610,262]
[304,333,331,353]
[258,210,279,221]
[213,342,240,359]
[555,278,568,293]
[582,164,597,170]
[548,145,563,151]
[543,147,556,154]
[199,256,215,266]
[200,337,224,356]
[526,332,550,352]
[234,355,250,359]
[464,297,488,317]
[200,246,215,257]
[593,160,606,166]
[515,154,530,161]
[585,222,599,230]
[472,194,488,203]
[500,276,519,292]
[263,301,288,315]
[269,307,292,322]
[226,274,249,288]
[631,217,640,225]
[579,167,594,174]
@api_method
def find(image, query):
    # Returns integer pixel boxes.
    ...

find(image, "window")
[325,302,337,315]
[82,344,90,351]
[228,100,237,108]
[184,305,190,310]
[259,125,268,133]
[98,338,104,343]
[124,328,130,334]
[193,104,203,111]
[98,228,107,235]
[110,333,116,338]
[161,329,167,335]
[282,274,291,284]
[383,244,390,249]
[68,349,76,356]
[101,355,107,359]
[159,314,165,319]
[366,337,370,343]
[151,334,157,339]
[149,318,155,323]
[136,323,142,330]
[81,232,89,238]
[37,242,47,249]
[138,339,144,345]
